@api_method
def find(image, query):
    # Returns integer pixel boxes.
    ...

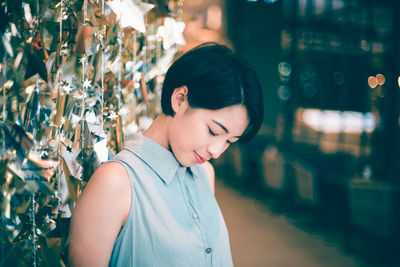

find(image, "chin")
[172,152,195,167]
[178,159,196,167]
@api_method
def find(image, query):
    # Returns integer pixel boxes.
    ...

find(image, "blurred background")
[182,0,400,266]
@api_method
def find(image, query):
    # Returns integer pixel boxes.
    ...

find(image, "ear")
[171,86,189,114]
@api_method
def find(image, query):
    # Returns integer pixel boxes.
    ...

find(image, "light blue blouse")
[108,134,233,267]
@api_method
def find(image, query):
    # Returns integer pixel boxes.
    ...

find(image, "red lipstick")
[194,152,206,164]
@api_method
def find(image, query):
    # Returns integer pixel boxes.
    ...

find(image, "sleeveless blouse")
[108,134,233,267]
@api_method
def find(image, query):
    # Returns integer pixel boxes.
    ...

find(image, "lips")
[194,152,206,164]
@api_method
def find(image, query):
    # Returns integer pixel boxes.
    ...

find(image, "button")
[192,213,198,219]
[206,248,212,254]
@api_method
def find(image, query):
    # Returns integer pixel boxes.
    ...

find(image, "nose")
[207,141,229,159]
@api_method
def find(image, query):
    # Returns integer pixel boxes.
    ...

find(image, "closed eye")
[208,128,217,136]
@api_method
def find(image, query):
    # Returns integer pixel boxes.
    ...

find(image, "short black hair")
[161,42,263,143]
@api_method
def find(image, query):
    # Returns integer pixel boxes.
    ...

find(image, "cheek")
[173,117,209,150]
[169,116,198,149]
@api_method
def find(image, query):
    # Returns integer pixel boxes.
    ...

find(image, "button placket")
[205,246,212,267]
[183,175,201,222]
[181,169,211,266]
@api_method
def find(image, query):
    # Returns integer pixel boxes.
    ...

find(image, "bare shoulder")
[90,161,130,186]
[69,161,131,266]
[78,161,132,222]
[79,161,131,201]
[202,161,215,195]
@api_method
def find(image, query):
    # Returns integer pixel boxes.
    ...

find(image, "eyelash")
[209,128,232,144]
[208,128,217,136]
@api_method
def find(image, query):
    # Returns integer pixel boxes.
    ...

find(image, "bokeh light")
[302,108,376,133]
[368,76,378,88]
[278,61,292,77]
[278,85,291,101]
[361,40,371,52]
[376,74,385,85]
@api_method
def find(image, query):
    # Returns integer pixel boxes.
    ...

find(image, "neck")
[142,113,171,150]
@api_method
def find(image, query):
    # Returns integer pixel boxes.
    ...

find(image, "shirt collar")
[124,134,185,184]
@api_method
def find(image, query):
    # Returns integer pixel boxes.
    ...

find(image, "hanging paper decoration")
[107,0,155,32]
[0,0,186,265]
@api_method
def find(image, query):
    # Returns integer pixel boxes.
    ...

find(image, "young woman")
[69,43,264,266]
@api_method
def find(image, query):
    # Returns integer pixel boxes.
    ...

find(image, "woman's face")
[168,87,249,167]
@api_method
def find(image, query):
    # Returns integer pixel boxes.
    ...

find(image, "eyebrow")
[212,119,229,133]
[212,120,241,138]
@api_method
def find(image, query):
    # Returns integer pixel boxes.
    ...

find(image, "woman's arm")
[202,161,215,195]
[69,162,131,267]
